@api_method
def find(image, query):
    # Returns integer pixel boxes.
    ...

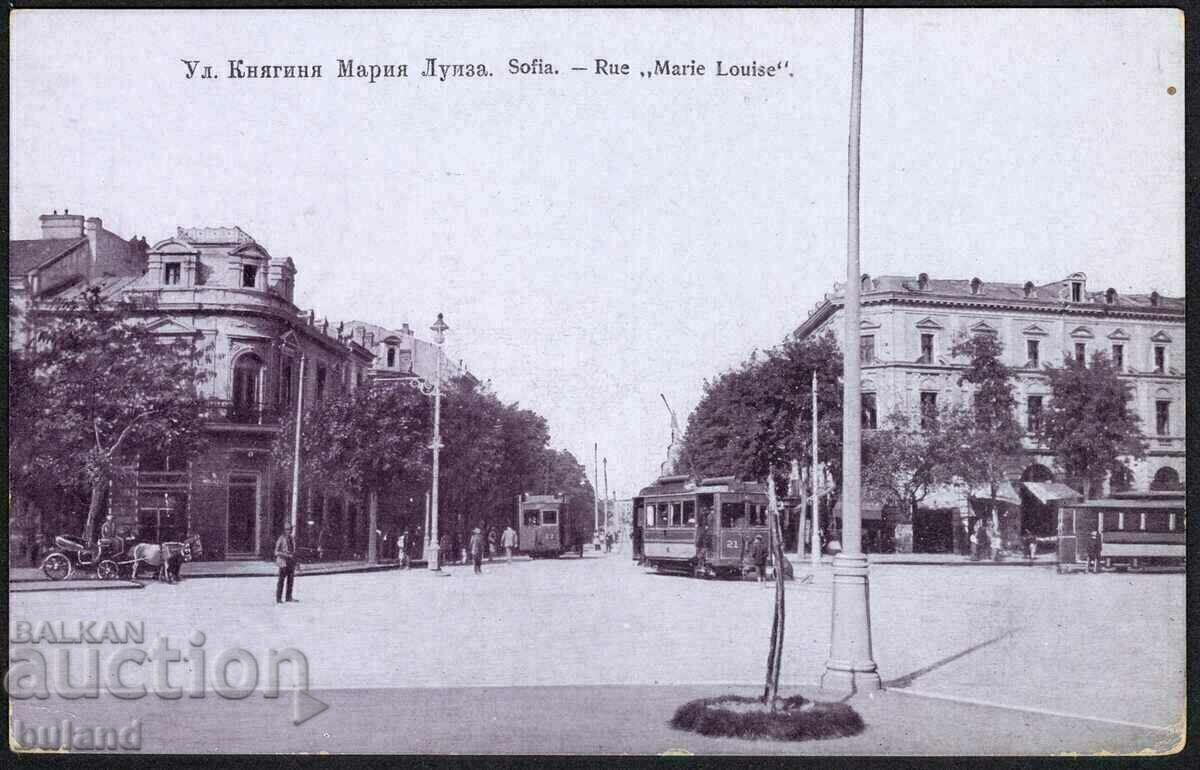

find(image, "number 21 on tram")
[632,474,770,578]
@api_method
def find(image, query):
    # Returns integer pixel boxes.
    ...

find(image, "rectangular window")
[670,501,684,527]
[1111,344,1124,371]
[1026,339,1039,368]
[859,335,875,364]
[163,262,181,285]
[541,509,558,525]
[1026,396,1043,432]
[280,360,294,407]
[1156,400,1170,436]
[316,365,327,402]
[524,510,540,526]
[1074,342,1086,364]
[919,334,934,364]
[720,501,745,528]
[682,500,696,526]
[241,265,258,288]
[862,393,878,430]
[749,503,767,527]
[1071,282,1082,302]
[643,506,653,527]
[1154,346,1166,373]
[920,392,938,431]
[386,347,396,367]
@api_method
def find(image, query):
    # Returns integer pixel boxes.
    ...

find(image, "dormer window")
[917,273,929,290]
[241,265,258,288]
[1070,281,1083,302]
[163,262,181,285]
[1150,291,1160,307]
[1023,281,1035,298]
[386,346,397,368]
[1105,288,1117,305]
[861,273,872,291]
[970,277,982,295]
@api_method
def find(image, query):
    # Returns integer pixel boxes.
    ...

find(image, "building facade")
[794,271,1185,551]
[11,214,375,560]
[342,319,467,386]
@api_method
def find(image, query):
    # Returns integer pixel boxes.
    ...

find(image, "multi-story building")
[795,271,1184,552]
[342,319,467,386]
[11,214,375,560]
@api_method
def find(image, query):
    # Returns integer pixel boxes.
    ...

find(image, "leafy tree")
[862,409,954,522]
[1038,352,1147,498]
[945,333,1024,528]
[679,331,843,488]
[12,287,209,544]
[274,380,432,557]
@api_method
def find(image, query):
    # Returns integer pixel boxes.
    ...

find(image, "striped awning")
[1022,481,1082,504]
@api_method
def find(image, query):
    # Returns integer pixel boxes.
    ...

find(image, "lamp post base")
[426,543,441,571]
[820,552,882,697]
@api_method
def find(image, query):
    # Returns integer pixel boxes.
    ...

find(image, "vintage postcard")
[7,7,1185,757]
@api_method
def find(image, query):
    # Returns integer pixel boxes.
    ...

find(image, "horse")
[129,534,203,582]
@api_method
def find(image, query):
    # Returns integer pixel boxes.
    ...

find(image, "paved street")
[8,552,1185,754]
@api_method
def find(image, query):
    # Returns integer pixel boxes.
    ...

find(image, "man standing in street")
[1086,529,1103,573]
[469,528,484,574]
[275,524,299,603]
[749,534,769,584]
[501,524,517,563]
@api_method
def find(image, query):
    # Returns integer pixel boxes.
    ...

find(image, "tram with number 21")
[518,493,588,558]
[633,474,771,578]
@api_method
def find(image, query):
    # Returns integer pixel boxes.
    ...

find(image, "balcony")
[202,399,283,427]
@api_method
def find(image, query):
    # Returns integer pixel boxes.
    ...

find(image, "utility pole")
[603,457,610,532]
[594,443,600,535]
[812,370,821,568]
[822,7,881,695]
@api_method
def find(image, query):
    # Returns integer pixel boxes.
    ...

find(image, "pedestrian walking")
[275,525,299,604]
[1023,530,1037,561]
[469,528,484,574]
[749,534,769,584]
[440,533,453,565]
[29,532,43,566]
[398,529,410,569]
[502,525,517,562]
[487,527,498,562]
[1086,529,1103,573]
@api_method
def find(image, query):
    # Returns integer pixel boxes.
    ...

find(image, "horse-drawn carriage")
[41,533,202,582]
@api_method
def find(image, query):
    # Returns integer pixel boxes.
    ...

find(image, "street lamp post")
[427,313,448,572]
[821,8,882,695]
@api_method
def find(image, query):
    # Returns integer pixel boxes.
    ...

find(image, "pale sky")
[10,9,1185,499]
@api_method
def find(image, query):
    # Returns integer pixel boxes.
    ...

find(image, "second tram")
[633,474,771,578]
[1056,495,1185,571]
[518,494,587,558]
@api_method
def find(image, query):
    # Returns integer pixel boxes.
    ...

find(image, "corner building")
[794,271,1184,553]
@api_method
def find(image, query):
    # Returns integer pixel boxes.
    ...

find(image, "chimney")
[40,211,85,240]
[84,217,102,258]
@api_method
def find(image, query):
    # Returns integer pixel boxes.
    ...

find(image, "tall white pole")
[594,443,600,535]
[822,7,881,695]
[289,355,306,531]
[603,457,610,532]
[812,370,821,568]
[427,314,447,571]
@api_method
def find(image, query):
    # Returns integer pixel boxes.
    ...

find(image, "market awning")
[918,486,969,512]
[968,481,1022,506]
[1022,481,1082,504]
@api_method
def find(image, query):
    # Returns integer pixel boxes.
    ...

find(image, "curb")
[10,580,145,593]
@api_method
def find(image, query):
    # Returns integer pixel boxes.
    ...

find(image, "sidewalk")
[9,558,402,585]
[787,552,1057,568]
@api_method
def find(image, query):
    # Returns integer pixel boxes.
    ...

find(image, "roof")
[8,238,88,274]
[819,274,1183,311]
[1060,498,1185,511]
[636,475,767,498]
[1022,481,1083,504]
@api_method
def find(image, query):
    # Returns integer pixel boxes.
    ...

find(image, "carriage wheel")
[97,560,120,581]
[42,553,71,581]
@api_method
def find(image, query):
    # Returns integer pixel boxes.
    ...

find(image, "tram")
[518,493,587,558]
[632,474,771,578]
[1056,495,1185,571]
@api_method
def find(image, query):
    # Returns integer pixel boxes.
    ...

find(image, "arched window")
[1151,466,1180,490]
[1020,464,1054,483]
[917,272,929,290]
[1023,281,1035,298]
[970,277,982,295]
[231,353,264,423]
[1150,291,1160,307]
[1105,288,1117,305]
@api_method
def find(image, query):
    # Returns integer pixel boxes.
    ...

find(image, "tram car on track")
[518,493,588,558]
[1056,493,1185,571]
[632,474,771,578]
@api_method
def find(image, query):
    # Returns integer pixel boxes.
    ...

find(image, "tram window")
[670,502,684,527]
[683,500,696,526]
[523,510,540,526]
[542,509,558,525]
[656,503,669,526]
[645,506,655,526]
[721,502,744,528]
[1145,513,1169,533]
[749,503,767,527]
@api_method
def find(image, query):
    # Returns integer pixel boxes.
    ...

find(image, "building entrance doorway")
[227,473,260,556]
[913,509,954,553]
